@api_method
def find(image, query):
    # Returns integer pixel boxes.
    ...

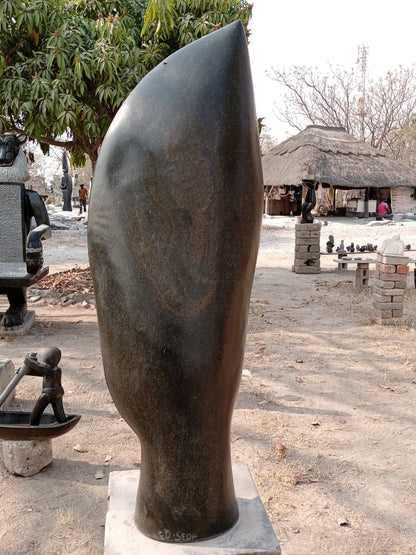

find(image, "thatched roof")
[262,125,416,189]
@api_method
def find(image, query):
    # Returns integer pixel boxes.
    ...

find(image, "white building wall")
[391,187,416,214]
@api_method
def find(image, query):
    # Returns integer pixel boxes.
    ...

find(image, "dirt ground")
[1,216,416,554]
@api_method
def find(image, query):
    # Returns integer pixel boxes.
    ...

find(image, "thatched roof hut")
[262,125,416,189]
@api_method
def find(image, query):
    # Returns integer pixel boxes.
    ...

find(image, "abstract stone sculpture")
[301,181,316,223]
[88,21,263,543]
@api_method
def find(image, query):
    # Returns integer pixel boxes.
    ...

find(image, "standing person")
[78,183,88,214]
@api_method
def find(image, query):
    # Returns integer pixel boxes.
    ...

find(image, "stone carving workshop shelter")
[262,125,416,217]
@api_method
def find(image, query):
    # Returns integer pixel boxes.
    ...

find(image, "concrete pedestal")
[3,439,53,476]
[0,359,15,409]
[104,462,280,555]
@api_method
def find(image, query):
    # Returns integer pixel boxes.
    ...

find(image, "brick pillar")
[355,262,370,290]
[293,223,321,274]
[373,253,409,324]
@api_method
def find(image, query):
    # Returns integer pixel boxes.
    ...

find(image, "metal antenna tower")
[357,44,369,140]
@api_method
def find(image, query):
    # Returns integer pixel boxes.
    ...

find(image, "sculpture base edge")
[104,463,280,554]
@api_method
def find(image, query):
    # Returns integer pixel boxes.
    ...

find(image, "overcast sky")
[248,0,416,142]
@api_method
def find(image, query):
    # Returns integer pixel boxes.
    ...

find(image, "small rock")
[73,444,88,453]
[274,443,287,458]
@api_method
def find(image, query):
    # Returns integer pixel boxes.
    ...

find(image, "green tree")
[0,0,253,168]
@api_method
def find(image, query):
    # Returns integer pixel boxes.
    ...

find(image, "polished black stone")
[88,21,263,542]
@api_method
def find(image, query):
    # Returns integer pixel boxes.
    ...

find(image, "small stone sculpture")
[326,235,334,253]
[26,348,66,426]
[336,240,346,253]
[301,182,316,223]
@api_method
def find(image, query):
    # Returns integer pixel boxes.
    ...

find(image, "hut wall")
[265,197,297,216]
[391,187,416,215]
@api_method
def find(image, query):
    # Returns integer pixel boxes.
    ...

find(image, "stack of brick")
[293,223,321,274]
[373,253,409,324]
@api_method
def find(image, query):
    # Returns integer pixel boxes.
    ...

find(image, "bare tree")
[390,114,416,168]
[268,64,416,156]
[259,126,278,154]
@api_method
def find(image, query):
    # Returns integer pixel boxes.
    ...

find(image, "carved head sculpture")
[0,133,27,167]
[0,133,30,183]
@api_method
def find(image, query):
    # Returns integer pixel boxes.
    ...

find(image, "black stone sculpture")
[61,151,72,212]
[0,348,81,441]
[26,348,66,425]
[0,133,50,327]
[88,21,263,542]
[326,235,334,253]
[301,181,316,223]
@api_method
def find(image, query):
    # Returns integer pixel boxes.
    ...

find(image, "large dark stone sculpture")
[0,133,50,328]
[88,21,263,542]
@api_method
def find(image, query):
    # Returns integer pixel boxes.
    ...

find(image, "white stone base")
[104,462,280,554]
[3,439,53,476]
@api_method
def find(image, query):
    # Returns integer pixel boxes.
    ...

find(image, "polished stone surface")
[89,21,263,542]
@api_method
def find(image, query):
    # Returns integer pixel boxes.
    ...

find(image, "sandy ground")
[1,215,416,554]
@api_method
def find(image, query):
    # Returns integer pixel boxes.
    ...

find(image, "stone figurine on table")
[336,240,346,253]
[88,21,263,543]
[326,234,335,253]
[0,133,50,328]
